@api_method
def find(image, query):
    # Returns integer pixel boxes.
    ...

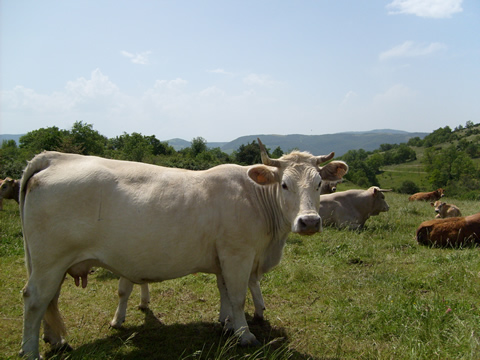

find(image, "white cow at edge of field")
[19,139,348,359]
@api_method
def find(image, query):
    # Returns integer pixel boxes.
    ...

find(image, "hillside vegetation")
[339,122,480,200]
[1,121,479,199]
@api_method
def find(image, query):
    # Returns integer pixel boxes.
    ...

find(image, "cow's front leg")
[111,277,134,328]
[219,252,260,346]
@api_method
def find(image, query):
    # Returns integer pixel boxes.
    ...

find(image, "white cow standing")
[111,177,345,328]
[19,139,348,359]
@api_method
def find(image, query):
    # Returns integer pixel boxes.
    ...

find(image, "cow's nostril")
[299,215,321,233]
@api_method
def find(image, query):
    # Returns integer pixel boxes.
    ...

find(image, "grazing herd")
[0,142,477,359]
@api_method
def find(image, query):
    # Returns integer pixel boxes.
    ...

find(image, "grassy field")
[2,191,480,359]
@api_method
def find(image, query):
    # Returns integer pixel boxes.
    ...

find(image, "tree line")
[2,121,479,199]
[0,121,284,179]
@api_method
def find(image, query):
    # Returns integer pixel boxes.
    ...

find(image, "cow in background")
[320,180,341,195]
[416,213,480,247]
[408,188,444,202]
[18,139,348,358]
[0,177,20,210]
[431,200,461,219]
[318,187,392,230]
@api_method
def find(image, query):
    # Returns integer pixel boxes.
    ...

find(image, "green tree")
[190,137,208,157]
[69,121,107,156]
[19,126,67,152]
[271,146,284,159]
[108,132,153,162]
[0,140,28,178]
[234,141,261,165]
[341,149,380,187]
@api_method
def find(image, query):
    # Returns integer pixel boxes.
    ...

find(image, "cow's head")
[370,187,392,214]
[247,138,348,235]
[431,201,446,215]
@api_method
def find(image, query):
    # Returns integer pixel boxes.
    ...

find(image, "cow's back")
[318,189,365,228]
[416,213,480,246]
[21,151,270,283]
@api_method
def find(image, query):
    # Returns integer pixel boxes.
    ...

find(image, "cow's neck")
[253,184,290,243]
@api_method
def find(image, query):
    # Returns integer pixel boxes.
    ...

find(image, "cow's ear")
[319,161,348,182]
[248,165,277,185]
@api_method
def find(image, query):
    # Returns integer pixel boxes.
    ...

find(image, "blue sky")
[1,0,479,142]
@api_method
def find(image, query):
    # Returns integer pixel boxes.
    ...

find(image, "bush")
[397,180,420,194]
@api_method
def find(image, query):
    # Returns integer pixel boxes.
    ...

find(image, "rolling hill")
[171,130,428,156]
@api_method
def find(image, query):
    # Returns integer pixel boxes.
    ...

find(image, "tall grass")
[1,192,480,359]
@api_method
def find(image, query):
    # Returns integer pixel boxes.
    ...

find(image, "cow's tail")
[20,152,51,277]
[19,151,53,226]
[19,151,67,338]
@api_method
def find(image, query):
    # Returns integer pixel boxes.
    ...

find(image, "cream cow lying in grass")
[318,186,391,230]
[431,200,462,219]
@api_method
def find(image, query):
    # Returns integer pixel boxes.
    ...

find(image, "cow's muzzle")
[295,214,321,235]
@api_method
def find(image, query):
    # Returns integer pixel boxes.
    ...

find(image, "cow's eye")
[282,182,288,190]
[317,181,322,191]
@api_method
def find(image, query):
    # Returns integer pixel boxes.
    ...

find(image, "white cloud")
[379,41,447,60]
[243,73,277,87]
[373,84,416,105]
[207,68,234,76]
[1,69,285,140]
[341,91,358,106]
[386,0,463,18]
[121,50,152,65]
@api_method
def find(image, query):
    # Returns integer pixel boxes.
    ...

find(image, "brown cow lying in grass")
[408,188,444,202]
[431,200,461,219]
[0,177,20,210]
[416,212,480,247]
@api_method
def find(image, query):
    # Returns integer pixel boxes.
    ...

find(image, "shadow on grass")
[45,308,334,360]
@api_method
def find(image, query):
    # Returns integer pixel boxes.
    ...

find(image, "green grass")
[2,193,480,359]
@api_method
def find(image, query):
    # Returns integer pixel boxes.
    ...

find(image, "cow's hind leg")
[42,281,72,352]
[248,276,265,321]
[217,274,233,331]
[20,270,67,360]
[111,277,134,328]
[139,283,150,310]
[219,252,260,346]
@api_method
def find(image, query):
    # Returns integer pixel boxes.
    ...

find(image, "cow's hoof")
[51,342,73,353]
[239,334,261,347]
[252,313,265,323]
[110,320,124,329]
[138,304,149,311]
[19,351,43,360]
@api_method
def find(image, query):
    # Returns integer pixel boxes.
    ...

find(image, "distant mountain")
[169,130,428,157]
[0,134,23,144]
[1,130,428,157]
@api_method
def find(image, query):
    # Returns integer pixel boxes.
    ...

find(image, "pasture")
[1,191,480,359]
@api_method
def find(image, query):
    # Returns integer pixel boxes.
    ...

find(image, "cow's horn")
[257,138,281,167]
[316,152,335,165]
